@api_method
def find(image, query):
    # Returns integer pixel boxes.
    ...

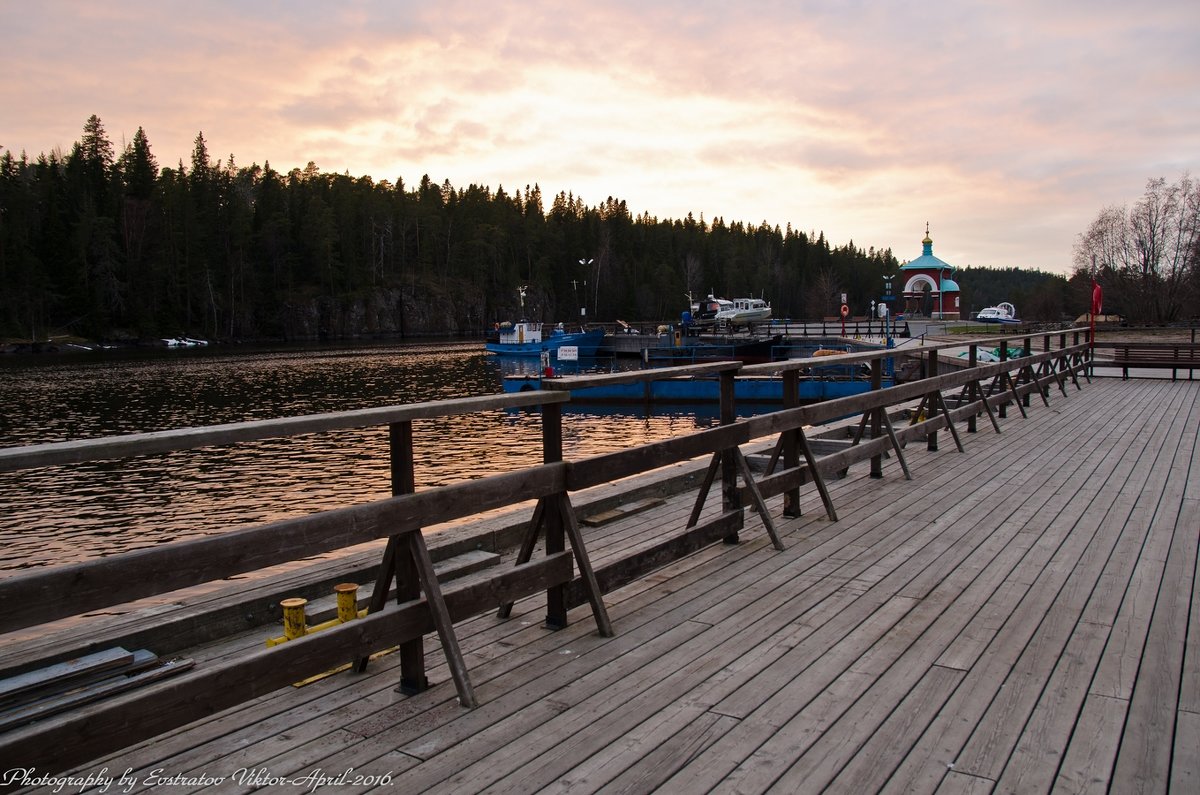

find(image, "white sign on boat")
[557,346,579,361]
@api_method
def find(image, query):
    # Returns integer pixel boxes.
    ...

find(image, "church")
[899,225,961,320]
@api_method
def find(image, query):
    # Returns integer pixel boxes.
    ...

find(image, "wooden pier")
[1,333,1196,793]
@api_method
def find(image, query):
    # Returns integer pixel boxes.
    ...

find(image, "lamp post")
[571,278,586,322]
[579,258,594,321]
[882,274,894,349]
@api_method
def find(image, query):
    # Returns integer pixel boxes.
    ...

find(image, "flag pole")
[1089,255,1098,378]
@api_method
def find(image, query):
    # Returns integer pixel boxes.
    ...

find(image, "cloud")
[2,0,1197,272]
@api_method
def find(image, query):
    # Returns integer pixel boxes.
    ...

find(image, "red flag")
[1091,280,1103,315]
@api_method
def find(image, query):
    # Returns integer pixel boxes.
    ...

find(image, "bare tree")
[806,266,840,319]
[1073,173,1200,322]
[683,253,703,297]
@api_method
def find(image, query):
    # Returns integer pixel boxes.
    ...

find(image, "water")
[0,342,729,573]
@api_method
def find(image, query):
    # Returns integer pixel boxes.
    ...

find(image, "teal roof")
[900,231,956,273]
[941,278,960,291]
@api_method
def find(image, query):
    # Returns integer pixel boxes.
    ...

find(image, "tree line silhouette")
[2,116,1075,342]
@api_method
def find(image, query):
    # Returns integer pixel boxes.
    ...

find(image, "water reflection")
[0,343,739,571]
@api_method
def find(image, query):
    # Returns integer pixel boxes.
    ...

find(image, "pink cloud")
[3,0,1197,272]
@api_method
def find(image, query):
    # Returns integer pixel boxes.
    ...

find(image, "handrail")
[1091,341,1200,351]
[744,326,1093,375]
[745,346,1082,436]
[545,361,741,391]
[0,463,570,633]
[0,390,570,474]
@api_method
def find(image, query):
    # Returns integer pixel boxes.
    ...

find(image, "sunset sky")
[3,0,1197,274]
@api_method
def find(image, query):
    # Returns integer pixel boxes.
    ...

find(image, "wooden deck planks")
[22,377,1198,795]
[1053,381,1200,794]
[670,381,1139,792]
[881,379,1188,793]
[949,381,1194,782]
[1108,383,1199,794]
[439,384,1123,792]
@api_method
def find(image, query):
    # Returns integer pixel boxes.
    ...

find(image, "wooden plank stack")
[0,648,193,732]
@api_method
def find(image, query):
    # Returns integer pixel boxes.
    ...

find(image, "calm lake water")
[0,341,731,573]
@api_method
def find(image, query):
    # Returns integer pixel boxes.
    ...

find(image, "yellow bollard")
[334,583,359,623]
[281,597,308,640]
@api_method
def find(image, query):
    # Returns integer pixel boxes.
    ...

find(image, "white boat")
[718,297,772,326]
[974,302,1020,324]
[689,294,772,328]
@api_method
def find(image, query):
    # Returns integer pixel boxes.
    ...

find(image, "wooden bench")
[1103,342,1200,381]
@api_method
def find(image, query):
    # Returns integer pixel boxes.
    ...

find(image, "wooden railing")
[0,328,1093,774]
[1090,340,1200,381]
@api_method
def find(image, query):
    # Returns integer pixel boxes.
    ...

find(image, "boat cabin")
[497,320,542,345]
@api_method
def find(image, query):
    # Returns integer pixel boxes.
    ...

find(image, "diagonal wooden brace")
[407,531,476,707]
[497,498,548,619]
[556,493,614,636]
[933,389,966,453]
[879,410,912,480]
[797,426,838,522]
[732,447,785,550]
[687,451,723,529]
[1003,372,1028,418]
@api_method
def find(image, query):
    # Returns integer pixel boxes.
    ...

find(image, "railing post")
[1042,334,1052,398]
[542,401,567,628]
[389,420,427,692]
[720,368,740,543]
[870,357,884,478]
[998,341,1008,419]
[926,348,939,451]
[967,344,978,433]
[783,369,801,517]
[1022,336,1033,407]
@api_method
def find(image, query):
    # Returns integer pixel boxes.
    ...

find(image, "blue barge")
[503,372,881,403]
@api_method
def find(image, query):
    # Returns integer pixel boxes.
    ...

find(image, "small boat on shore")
[974,302,1020,325]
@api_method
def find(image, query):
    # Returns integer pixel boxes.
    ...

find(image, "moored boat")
[486,284,604,358]
[485,321,604,358]
[718,296,772,326]
[687,294,772,329]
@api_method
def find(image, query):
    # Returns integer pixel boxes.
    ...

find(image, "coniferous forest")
[1,116,1072,343]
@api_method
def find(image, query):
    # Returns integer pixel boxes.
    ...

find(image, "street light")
[571,278,586,320]
[578,258,594,319]
[882,273,895,349]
